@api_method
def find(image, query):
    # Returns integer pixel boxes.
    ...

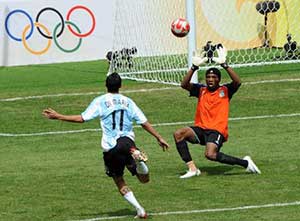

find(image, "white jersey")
[81,93,147,152]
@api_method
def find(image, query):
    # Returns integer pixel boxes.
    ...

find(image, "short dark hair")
[205,67,221,80]
[106,72,121,92]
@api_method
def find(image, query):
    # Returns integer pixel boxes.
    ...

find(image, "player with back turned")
[43,72,169,218]
[173,45,261,178]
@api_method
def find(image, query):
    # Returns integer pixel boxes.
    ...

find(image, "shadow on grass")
[199,165,249,176]
[171,164,253,178]
[77,208,135,219]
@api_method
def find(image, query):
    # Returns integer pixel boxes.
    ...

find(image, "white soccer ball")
[171,18,190,38]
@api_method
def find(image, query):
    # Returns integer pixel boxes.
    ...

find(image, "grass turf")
[0,61,300,220]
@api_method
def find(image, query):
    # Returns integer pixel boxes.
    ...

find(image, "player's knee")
[205,152,217,161]
[173,130,184,142]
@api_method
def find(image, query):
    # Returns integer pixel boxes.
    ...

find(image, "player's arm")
[181,68,195,91]
[141,121,169,151]
[43,108,84,123]
[181,52,208,91]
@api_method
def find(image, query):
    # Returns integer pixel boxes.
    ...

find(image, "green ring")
[53,21,82,53]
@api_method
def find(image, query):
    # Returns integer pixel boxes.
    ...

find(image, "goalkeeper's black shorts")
[190,126,225,151]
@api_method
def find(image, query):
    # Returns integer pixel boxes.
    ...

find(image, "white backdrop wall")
[0,0,115,66]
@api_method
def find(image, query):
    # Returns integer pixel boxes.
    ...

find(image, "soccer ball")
[171,18,190,38]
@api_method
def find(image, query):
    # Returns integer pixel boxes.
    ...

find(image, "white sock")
[123,191,143,209]
[136,161,149,174]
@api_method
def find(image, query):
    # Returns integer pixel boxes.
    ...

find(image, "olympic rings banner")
[0,0,114,66]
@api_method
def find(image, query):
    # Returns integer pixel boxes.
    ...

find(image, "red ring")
[66,5,96,37]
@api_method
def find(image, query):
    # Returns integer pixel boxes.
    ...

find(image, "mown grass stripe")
[1,78,300,102]
[1,113,300,137]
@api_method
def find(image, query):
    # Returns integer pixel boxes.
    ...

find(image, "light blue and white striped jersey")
[81,93,147,152]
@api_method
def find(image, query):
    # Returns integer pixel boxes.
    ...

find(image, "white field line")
[1,78,300,102]
[1,113,300,137]
[71,201,300,221]
[243,78,300,85]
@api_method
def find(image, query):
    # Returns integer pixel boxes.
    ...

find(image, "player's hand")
[42,108,60,119]
[212,44,227,64]
[157,137,170,151]
[192,51,208,69]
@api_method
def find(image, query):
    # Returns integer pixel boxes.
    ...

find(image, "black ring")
[35,7,65,39]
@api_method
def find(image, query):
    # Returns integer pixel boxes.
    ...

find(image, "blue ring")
[5,9,34,42]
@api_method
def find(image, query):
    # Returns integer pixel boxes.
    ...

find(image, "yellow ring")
[22,22,51,55]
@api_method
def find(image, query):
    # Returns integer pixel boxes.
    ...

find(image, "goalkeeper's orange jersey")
[190,83,239,141]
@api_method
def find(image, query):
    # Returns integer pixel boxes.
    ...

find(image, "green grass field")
[1,61,300,221]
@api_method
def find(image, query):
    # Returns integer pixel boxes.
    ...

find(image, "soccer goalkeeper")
[174,45,261,178]
[43,72,169,218]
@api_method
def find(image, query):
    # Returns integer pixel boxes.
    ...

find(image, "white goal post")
[108,0,300,85]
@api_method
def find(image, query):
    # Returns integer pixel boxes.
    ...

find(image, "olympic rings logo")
[5,5,96,55]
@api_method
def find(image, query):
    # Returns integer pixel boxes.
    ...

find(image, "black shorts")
[190,126,225,150]
[103,137,137,177]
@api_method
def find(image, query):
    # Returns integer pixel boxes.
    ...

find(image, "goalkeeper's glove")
[212,44,229,68]
[191,52,208,71]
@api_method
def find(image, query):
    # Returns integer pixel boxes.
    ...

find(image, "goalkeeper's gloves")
[191,52,208,71]
[212,44,229,69]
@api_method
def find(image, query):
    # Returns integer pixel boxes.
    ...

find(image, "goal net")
[109,0,300,85]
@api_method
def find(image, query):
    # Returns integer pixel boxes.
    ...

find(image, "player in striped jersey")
[173,45,261,178]
[43,72,169,219]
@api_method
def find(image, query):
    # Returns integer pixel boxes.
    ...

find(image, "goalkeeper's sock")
[136,161,149,175]
[176,140,192,163]
[216,152,248,168]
